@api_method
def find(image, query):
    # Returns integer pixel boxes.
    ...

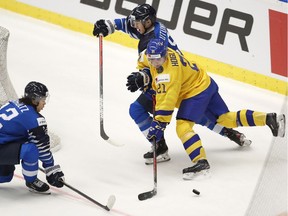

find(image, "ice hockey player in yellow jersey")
[135,39,286,180]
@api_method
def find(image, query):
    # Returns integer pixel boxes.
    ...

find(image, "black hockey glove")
[45,165,64,188]
[93,19,115,37]
[126,71,150,92]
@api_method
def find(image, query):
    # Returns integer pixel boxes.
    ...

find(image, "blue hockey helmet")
[146,39,167,60]
[128,4,156,27]
[24,81,49,102]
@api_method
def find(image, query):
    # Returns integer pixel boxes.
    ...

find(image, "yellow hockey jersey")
[137,48,211,123]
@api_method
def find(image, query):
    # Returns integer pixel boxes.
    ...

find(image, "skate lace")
[147,143,159,153]
[33,179,44,187]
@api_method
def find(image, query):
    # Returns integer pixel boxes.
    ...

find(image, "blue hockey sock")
[129,101,153,136]
[20,143,39,183]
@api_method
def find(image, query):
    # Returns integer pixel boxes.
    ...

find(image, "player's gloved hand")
[93,19,115,37]
[126,71,150,92]
[147,120,167,143]
[45,165,64,188]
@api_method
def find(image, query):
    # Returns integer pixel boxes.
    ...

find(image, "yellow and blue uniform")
[138,48,267,163]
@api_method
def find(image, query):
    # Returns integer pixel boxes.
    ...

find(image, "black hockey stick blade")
[100,127,109,140]
[138,189,157,201]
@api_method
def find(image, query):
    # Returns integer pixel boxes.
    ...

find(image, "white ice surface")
[0,9,287,216]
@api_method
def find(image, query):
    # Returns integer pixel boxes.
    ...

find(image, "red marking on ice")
[13,173,134,216]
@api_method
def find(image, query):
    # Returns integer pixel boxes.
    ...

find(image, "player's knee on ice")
[0,165,15,183]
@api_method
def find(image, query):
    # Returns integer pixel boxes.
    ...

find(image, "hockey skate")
[26,178,50,194]
[182,159,210,180]
[144,138,171,165]
[223,128,252,146]
[266,113,286,137]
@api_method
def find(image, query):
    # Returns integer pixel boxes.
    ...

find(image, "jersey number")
[0,108,19,129]
[157,83,166,94]
[179,55,199,72]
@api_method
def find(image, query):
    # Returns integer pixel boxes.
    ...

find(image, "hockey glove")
[126,71,150,92]
[147,120,167,143]
[45,165,64,188]
[93,19,115,37]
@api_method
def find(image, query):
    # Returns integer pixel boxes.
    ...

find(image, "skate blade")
[28,188,51,195]
[183,169,211,180]
[277,114,286,137]
[241,140,252,146]
[239,133,252,146]
[240,136,252,147]
[145,155,171,165]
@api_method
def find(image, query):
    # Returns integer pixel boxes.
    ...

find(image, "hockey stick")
[99,34,109,140]
[59,180,116,211]
[39,167,116,211]
[138,95,158,200]
[98,36,124,147]
[138,137,157,201]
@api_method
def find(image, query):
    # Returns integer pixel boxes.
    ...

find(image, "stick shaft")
[62,180,109,210]
[99,34,109,140]
[38,167,110,211]
[152,137,157,194]
[138,98,158,201]
[152,96,157,194]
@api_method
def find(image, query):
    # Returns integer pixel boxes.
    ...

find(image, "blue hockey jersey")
[0,100,54,167]
[114,18,181,54]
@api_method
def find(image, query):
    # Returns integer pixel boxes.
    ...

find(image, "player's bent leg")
[218,110,286,137]
[0,174,13,183]
[217,110,266,128]
[0,165,15,183]
[129,100,171,164]
[20,143,50,194]
[198,116,252,146]
[20,143,39,183]
[0,142,22,183]
[129,100,153,137]
[176,120,210,180]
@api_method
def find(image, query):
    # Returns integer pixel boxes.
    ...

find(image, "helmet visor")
[147,55,166,68]
[147,53,162,60]
[129,15,137,28]
[129,14,149,28]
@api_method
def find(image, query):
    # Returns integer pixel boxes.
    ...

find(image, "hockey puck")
[192,189,200,195]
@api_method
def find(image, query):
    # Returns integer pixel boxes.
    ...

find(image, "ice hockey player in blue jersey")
[0,81,64,194]
[92,3,251,165]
